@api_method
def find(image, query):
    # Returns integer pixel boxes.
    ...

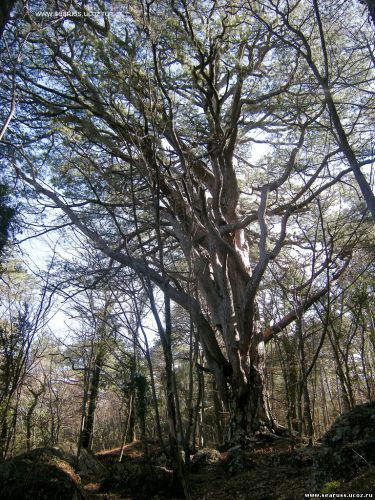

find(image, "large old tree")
[2,0,374,443]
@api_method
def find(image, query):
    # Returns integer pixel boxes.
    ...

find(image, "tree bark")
[212,379,224,444]
[226,340,276,444]
[26,385,44,452]
[296,317,314,445]
[80,352,103,450]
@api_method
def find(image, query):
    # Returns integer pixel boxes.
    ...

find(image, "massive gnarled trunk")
[12,0,357,448]
[207,331,275,444]
[227,353,274,442]
[188,223,277,443]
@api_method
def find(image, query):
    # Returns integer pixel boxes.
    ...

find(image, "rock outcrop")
[314,402,375,490]
[0,447,84,500]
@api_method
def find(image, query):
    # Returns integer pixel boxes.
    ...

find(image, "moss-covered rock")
[322,402,375,447]
[190,448,221,472]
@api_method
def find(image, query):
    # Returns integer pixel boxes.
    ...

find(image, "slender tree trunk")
[80,352,103,450]
[359,323,372,401]
[172,366,185,452]
[163,295,189,497]
[192,360,203,452]
[328,330,353,411]
[77,366,90,460]
[308,0,375,220]
[212,379,224,444]
[119,394,134,463]
[0,391,19,459]
[26,385,44,452]
[4,388,21,458]
[319,368,329,432]
[281,336,299,432]
[193,353,205,449]
[0,416,8,460]
[296,317,313,445]
[128,360,136,443]
[145,352,164,450]
[184,320,197,459]
[146,280,191,498]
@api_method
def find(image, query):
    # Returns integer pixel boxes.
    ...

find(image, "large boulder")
[0,447,84,499]
[322,402,375,446]
[224,446,255,476]
[190,448,221,472]
[314,402,375,490]
[100,458,172,498]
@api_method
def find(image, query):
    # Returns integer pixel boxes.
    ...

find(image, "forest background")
[0,0,374,485]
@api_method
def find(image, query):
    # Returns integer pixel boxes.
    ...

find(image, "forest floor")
[85,437,315,500]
